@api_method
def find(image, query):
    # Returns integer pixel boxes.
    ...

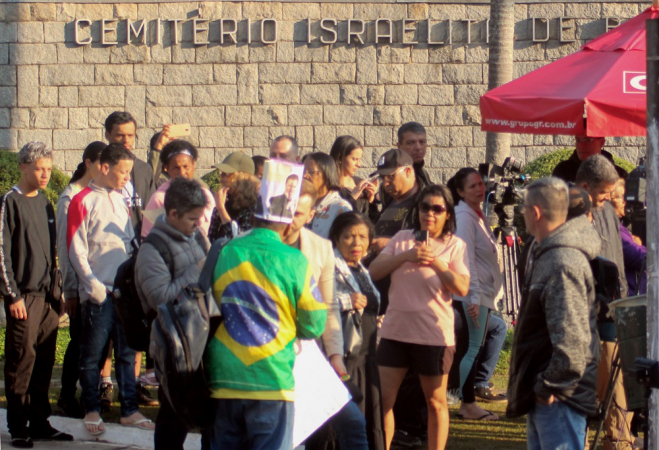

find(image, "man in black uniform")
[0,142,73,448]
[552,135,627,183]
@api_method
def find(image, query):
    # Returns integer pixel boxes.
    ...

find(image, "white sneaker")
[139,373,159,387]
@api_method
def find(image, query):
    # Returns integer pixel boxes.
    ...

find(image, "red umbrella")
[480,7,659,137]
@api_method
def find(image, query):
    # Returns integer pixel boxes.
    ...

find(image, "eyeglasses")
[576,137,603,143]
[419,202,447,214]
[380,167,405,182]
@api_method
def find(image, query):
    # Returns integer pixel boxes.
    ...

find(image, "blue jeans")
[458,303,490,402]
[210,399,294,450]
[79,299,138,417]
[330,401,368,450]
[474,314,507,389]
[527,401,587,450]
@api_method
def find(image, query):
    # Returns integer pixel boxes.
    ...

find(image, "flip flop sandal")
[455,410,499,421]
[83,417,105,435]
[474,410,499,421]
[121,418,154,430]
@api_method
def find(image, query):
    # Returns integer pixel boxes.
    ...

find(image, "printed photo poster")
[256,160,304,223]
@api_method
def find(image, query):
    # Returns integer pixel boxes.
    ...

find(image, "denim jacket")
[334,248,380,313]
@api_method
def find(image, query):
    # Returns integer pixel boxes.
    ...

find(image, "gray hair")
[575,154,619,187]
[18,141,52,165]
[525,176,569,222]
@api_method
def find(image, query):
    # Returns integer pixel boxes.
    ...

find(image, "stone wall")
[0,1,649,179]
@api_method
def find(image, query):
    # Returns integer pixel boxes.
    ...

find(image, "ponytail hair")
[70,141,107,184]
[446,167,478,205]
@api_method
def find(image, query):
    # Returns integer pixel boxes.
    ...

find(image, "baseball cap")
[214,151,255,174]
[369,148,414,177]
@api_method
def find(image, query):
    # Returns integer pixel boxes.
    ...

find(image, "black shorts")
[376,338,455,376]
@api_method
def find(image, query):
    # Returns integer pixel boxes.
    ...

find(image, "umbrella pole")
[646,15,659,450]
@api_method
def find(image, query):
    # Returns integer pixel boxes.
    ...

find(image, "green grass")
[0,327,604,449]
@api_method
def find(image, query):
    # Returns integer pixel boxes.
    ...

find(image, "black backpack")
[151,237,227,429]
[112,233,174,352]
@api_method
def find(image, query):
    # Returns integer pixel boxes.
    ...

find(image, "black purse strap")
[46,202,57,270]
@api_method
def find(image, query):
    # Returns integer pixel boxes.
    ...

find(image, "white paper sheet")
[293,340,351,447]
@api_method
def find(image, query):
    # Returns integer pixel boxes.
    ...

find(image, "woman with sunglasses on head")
[303,152,353,239]
[370,185,470,450]
[446,168,503,422]
[330,136,379,221]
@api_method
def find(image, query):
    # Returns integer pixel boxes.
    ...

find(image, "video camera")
[625,157,646,245]
[479,157,530,228]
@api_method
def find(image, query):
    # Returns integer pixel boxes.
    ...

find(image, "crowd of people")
[0,111,647,450]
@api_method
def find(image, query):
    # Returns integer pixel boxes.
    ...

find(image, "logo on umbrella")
[623,71,646,94]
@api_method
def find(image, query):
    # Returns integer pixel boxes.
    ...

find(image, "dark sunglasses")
[419,202,447,214]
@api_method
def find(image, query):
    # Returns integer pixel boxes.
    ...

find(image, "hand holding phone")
[168,123,191,137]
[414,230,429,245]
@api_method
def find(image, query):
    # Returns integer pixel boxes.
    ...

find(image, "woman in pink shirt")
[141,140,215,238]
[370,184,470,450]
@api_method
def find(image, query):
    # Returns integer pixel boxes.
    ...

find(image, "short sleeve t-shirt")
[379,229,470,347]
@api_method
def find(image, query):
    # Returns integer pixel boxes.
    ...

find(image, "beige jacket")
[299,227,341,357]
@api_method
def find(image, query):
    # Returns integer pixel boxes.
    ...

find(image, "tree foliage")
[0,150,70,205]
[524,148,637,181]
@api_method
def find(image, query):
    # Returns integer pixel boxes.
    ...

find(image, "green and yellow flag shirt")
[206,228,327,401]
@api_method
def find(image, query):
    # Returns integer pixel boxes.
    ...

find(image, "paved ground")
[1,433,148,449]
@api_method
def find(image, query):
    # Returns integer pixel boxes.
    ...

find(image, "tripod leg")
[591,344,622,449]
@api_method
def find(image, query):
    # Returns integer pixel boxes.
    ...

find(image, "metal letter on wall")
[155,19,162,45]
[168,19,183,45]
[307,18,312,44]
[401,18,418,45]
[375,18,393,44]
[101,19,118,45]
[193,18,210,45]
[261,19,278,44]
[462,19,475,44]
[427,19,444,45]
[347,19,365,45]
[221,19,237,44]
[559,17,576,43]
[127,19,147,44]
[320,19,338,44]
[606,17,620,33]
[532,17,549,42]
[485,19,490,44]
[75,19,92,45]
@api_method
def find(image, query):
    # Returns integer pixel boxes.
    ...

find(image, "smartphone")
[414,230,429,245]
[368,175,380,184]
[168,123,191,137]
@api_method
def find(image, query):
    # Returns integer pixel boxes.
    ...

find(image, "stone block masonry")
[1,1,648,179]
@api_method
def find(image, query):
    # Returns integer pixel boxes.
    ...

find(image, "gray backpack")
[150,238,227,428]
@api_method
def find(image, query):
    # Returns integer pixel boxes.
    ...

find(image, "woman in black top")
[330,136,379,221]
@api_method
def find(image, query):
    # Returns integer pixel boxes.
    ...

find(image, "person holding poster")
[206,160,327,450]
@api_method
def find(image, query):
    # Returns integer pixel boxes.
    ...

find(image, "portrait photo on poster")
[256,160,304,224]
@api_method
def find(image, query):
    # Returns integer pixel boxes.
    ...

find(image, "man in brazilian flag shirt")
[206,160,327,449]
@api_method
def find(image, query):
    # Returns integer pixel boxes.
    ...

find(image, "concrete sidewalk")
[1,432,146,449]
[0,409,203,450]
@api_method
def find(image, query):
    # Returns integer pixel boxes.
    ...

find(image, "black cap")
[369,148,414,177]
